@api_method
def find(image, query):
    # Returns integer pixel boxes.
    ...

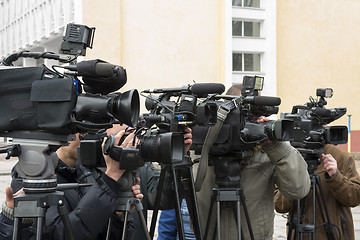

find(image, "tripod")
[0,132,77,240]
[203,158,254,240]
[287,157,337,240]
[13,187,75,240]
[149,155,203,240]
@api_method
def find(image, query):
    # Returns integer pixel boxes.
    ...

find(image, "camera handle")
[106,170,151,240]
[287,173,337,240]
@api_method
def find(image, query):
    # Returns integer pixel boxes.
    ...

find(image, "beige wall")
[83,0,226,113]
[277,0,360,130]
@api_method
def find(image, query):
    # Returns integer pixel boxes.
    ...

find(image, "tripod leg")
[12,217,21,240]
[236,201,241,240]
[58,204,75,240]
[106,218,112,240]
[171,168,185,240]
[239,192,254,240]
[137,209,152,240]
[35,217,44,240]
[122,211,129,240]
[149,166,167,239]
[287,200,297,240]
[217,201,221,240]
[182,163,203,240]
[315,176,336,240]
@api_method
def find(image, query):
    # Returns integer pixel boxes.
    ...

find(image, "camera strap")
[194,99,239,192]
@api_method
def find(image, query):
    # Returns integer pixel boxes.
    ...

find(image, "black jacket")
[0,160,134,240]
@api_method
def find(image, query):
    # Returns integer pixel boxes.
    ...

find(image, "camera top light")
[316,88,333,98]
[254,76,264,91]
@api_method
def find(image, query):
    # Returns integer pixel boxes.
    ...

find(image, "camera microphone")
[65,59,127,95]
[66,59,120,78]
[190,83,225,95]
[243,96,281,106]
[143,83,225,95]
[142,86,188,93]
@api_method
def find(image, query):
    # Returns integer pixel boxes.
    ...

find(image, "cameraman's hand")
[321,153,338,177]
[115,177,143,215]
[254,117,273,147]
[106,124,128,135]
[132,177,143,201]
[5,187,24,209]
[184,127,192,153]
[254,116,269,123]
[104,130,131,181]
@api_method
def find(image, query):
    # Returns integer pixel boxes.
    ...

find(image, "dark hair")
[225,84,242,96]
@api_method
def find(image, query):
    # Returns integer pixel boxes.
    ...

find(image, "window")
[232,0,260,8]
[232,20,242,36]
[232,20,260,37]
[233,53,243,71]
[232,53,261,72]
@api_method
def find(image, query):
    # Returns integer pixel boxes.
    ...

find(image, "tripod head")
[0,131,74,193]
[211,152,253,188]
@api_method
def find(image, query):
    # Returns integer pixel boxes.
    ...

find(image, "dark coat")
[0,160,134,240]
[274,144,360,240]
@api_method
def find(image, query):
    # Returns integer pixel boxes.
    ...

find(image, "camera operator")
[195,84,311,240]
[107,124,193,240]
[0,130,143,240]
[274,143,360,239]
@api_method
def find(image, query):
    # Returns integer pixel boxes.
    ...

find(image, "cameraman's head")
[226,84,242,96]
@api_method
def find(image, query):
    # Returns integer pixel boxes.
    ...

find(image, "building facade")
[1,0,359,151]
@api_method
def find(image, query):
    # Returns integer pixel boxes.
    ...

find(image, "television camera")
[191,76,294,162]
[189,76,294,240]
[281,89,348,240]
[104,83,227,240]
[0,23,141,240]
[0,23,140,183]
[281,87,347,172]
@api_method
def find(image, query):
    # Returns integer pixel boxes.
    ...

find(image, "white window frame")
[232,19,261,38]
[232,0,261,9]
[232,52,263,74]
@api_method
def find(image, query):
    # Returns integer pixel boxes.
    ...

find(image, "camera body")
[121,83,225,167]
[0,23,140,180]
[281,88,347,149]
[191,76,294,156]
[281,88,347,173]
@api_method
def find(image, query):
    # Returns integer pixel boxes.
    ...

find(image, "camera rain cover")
[0,66,77,134]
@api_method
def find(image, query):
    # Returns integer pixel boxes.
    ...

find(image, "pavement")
[0,157,360,239]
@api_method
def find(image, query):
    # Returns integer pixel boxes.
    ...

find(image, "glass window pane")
[232,0,242,7]
[244,21,260,37]
[233,53,242,71]
[244,0,260,8]
[244,53,260,71]
[232,20,242,36]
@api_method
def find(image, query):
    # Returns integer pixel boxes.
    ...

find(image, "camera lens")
[138,132,184,164]
[111,89,140,127]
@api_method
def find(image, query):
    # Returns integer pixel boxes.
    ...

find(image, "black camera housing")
[191,76,294,156]
[281,87,348,149]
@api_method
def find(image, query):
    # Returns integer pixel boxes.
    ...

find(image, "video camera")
[191,76,294,156]
[191,76,294,190]
[100,82,225,171]
[281,88,348,172]
[0,23,140,184]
